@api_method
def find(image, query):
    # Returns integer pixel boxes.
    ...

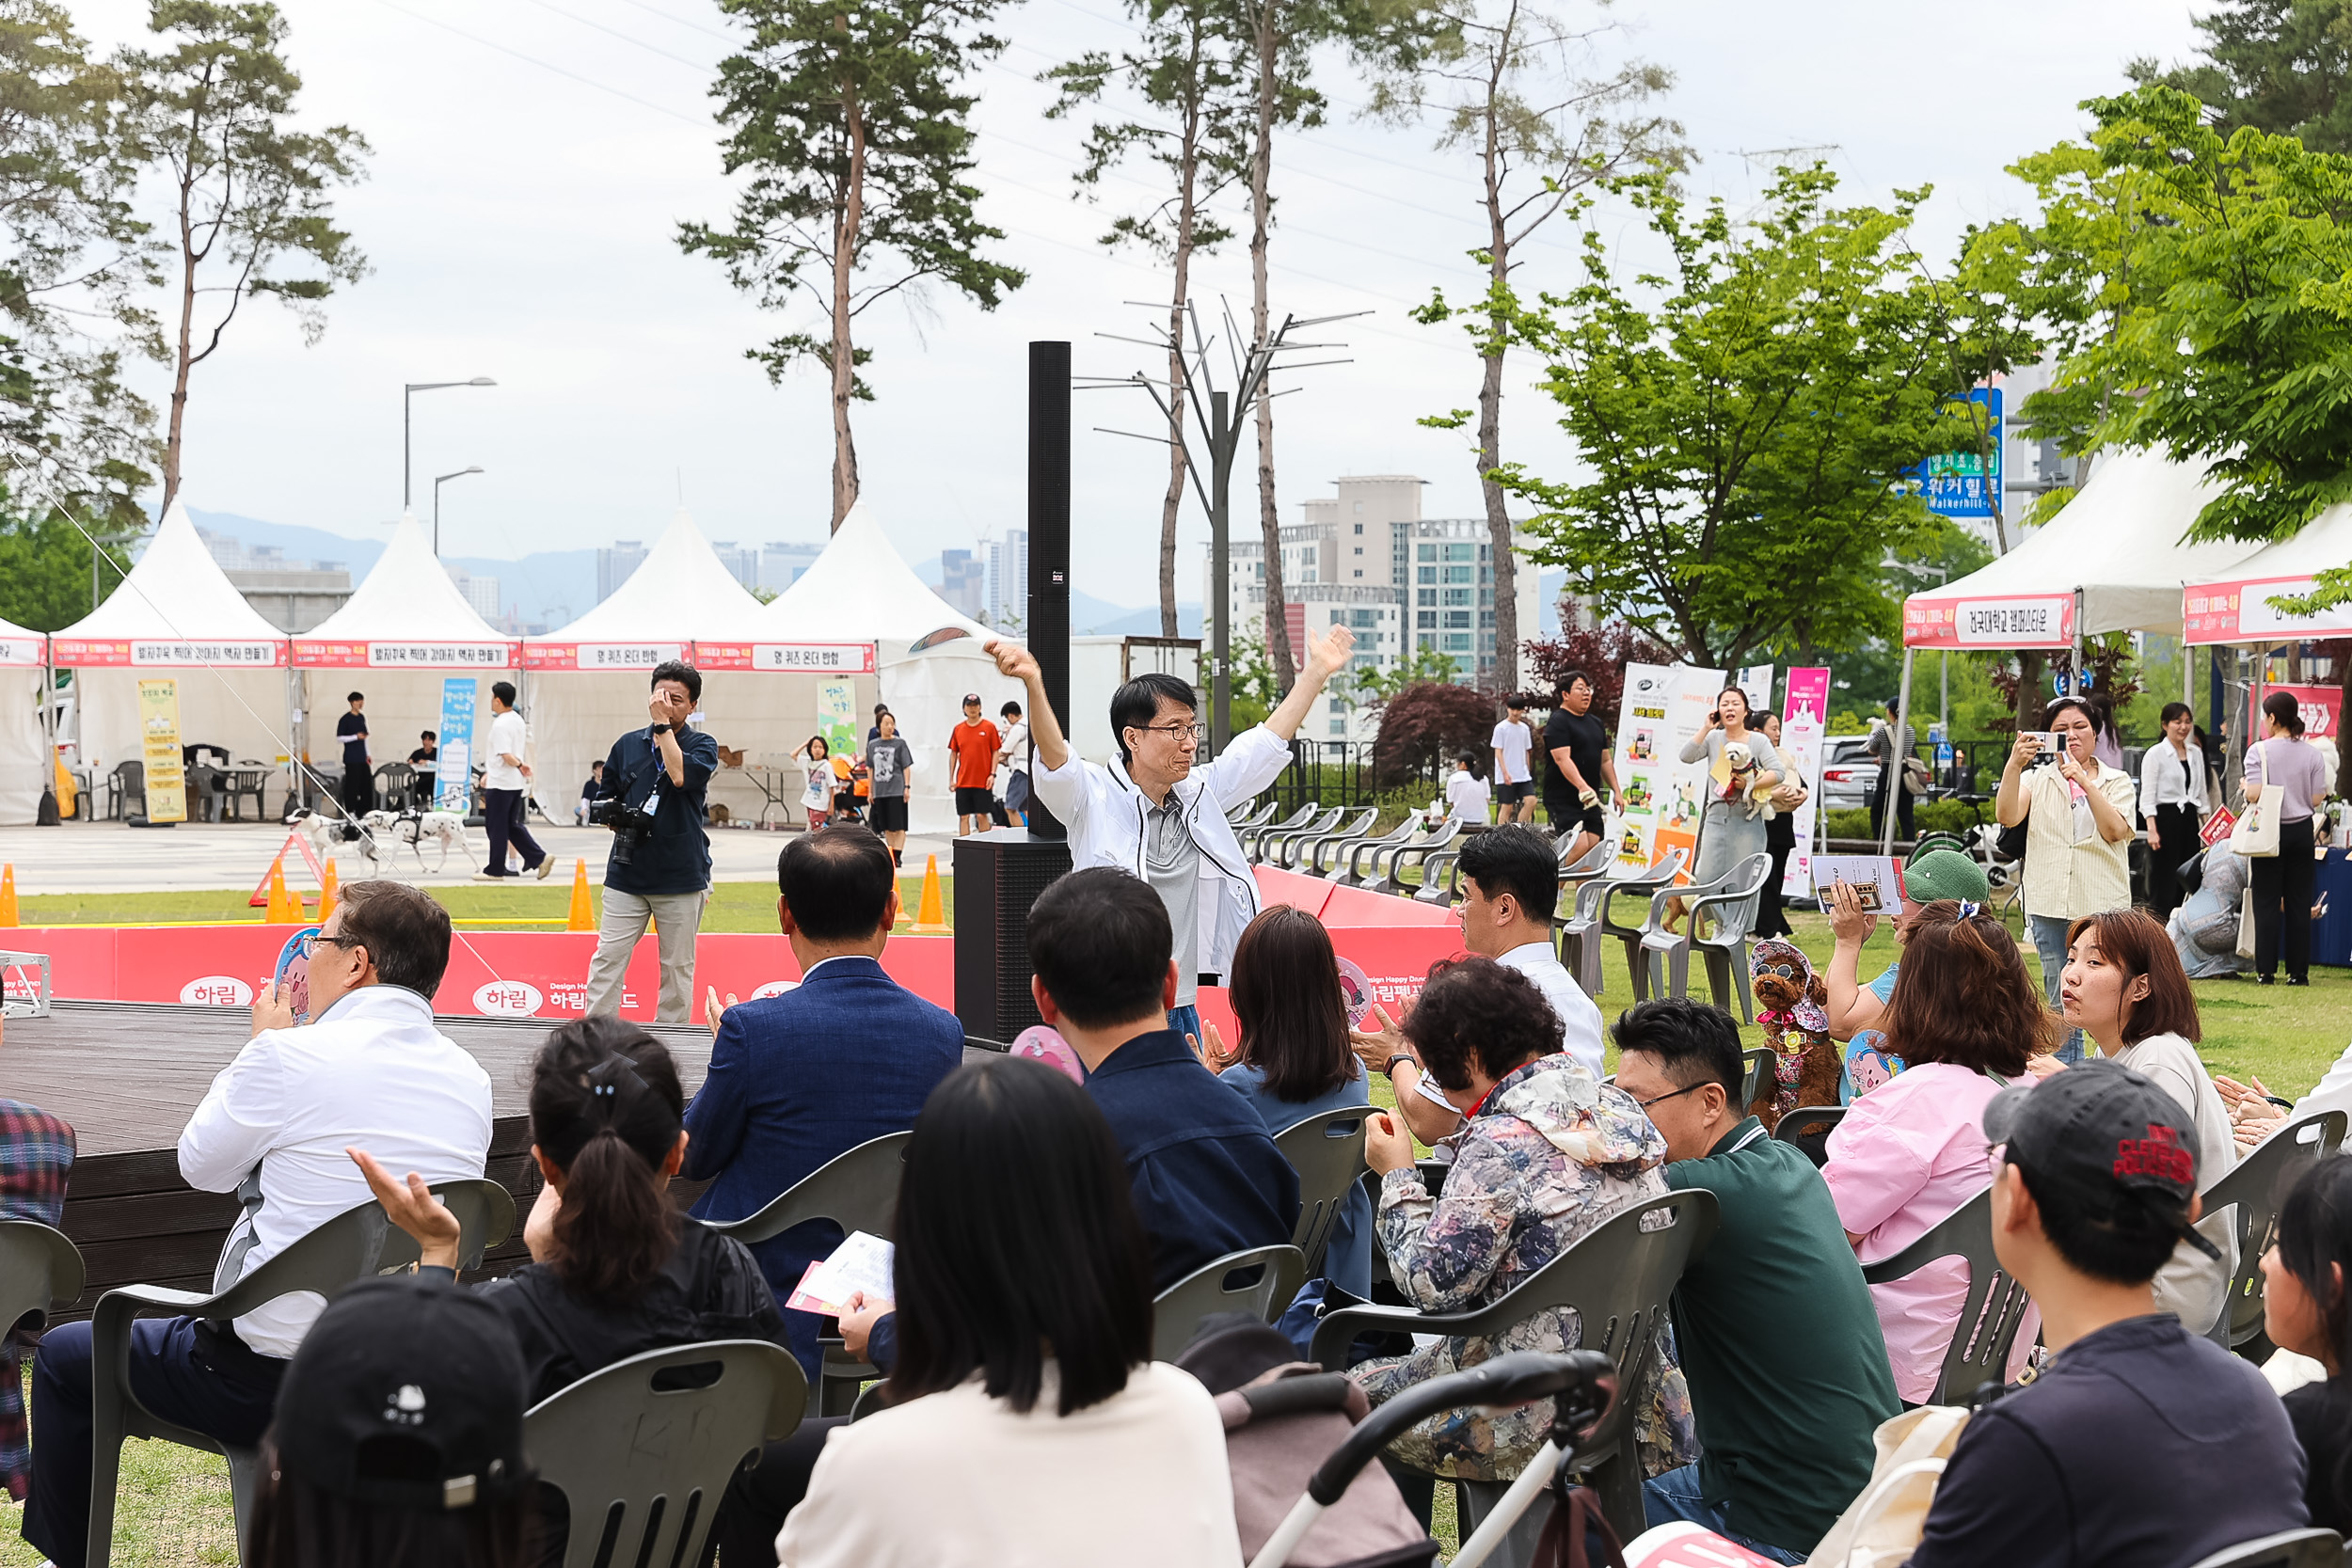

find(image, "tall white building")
[596,540,646,603]
[444,562,501,622]
[986,530,1028,628]
[1204,475,1541,742]
[708,540,760,592]
[760,541,822,593]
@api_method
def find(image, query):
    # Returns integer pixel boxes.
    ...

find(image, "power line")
[370,0,707,125]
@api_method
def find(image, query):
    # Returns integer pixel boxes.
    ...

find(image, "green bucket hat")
[1902,847,1990,905]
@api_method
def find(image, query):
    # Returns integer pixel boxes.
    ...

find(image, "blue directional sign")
[1917,388,2002,519]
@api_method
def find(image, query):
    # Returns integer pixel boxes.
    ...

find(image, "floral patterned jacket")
[1350,1053,1698,1481]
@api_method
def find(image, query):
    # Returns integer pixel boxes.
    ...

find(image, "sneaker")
[533,858,553,880]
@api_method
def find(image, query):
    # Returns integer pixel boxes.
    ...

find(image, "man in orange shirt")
[947,692,1002,836]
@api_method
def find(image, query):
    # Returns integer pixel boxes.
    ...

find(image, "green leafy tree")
[0,483,133,629]
[2130,0,2352,152]
[119,1,369,512]
[0,1,160,538]
[1384,0,1677,689]
[683,0,1025,530]
[1346,640,1460,702]
[1493,166,1974,673]
[1045,0,1254,634]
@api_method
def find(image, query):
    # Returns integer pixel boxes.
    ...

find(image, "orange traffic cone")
[264,861,302,924]
[0,863,17,927]
[908,854,951,934]
[318,859,340,925]
[566,859,595,932]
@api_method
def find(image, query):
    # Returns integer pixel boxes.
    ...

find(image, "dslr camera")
[588,794,659,864]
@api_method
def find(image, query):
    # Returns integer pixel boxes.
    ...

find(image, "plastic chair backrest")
[0,1220,83,1333]
[1772,1105,1847,1168]
[2203,1110,2348,1350]
[701,1130,911,1247]
[1740,1049,1772,1112]
[1274,1111,1369,1279]
[206,1179,516,1317]
[1690,853,1775,947]
[525,1339,806,1568]
[1858,1186,2029,1406]
[1152,1244,1307,1361]
[2182,1528,2346,1568]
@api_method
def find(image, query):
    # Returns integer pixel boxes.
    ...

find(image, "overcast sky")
[65,0,2203,602]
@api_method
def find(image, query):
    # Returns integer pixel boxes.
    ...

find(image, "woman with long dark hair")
[1214,905,1373,1299]
[2138,701,2207,921]
[2246,689,2329,985]
[775,1057,1241,1566]
[1823,906,2051,1403]
[2265,1156,2352,1532]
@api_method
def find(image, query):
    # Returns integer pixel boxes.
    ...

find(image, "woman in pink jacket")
[1823,908,2054,1403]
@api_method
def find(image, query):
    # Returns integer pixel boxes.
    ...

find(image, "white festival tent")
[755,501,1022,836]
[522,508,856,828]
[0,613,49,824]
[292,512,521,806]
[49,498,294,794]
[2181,502,2352,646]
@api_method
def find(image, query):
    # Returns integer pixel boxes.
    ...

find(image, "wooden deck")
[5,1001,713,1315]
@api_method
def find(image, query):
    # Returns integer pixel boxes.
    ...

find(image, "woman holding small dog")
[1677,686,1782,911]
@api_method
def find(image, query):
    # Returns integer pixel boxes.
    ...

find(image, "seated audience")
[2263,1156,2352,1535]
[1823,907,2048,1404]
[2169,844,2252,979]
[1355,824,1604,1148]
[1443,751,1491,827]
[1210,905,1375,1302]
[1614,998,1898,1565]
[358,1016,794,1564]
[0,1014,74,1507]
[24,880,493,1568]
[683,826,964,1382]
[776,1057,1245,1567]
[2059,908,2236,1336]
[1908,1061,2307,1566]
[1354,957,1694,1522]
[1820,847,1989,1040]
[2220,1031,2352,1152]
[246,1276,535,1568]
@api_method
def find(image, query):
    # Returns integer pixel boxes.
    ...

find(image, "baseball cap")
[1903,847,1990,905]
[962,692,982,705]
[1981,1059,2221,1259]
[272,1276,533,1512]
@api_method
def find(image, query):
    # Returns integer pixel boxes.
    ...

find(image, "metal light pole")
[405,377,496,509]
[433,467,484,556]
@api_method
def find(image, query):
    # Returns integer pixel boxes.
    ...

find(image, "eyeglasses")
[296,932,358,960]
[1633,1083,1705,1112]
[1135,722,1205,741]
[1756,961,1803,980]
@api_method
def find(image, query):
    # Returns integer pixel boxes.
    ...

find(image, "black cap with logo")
[272,1275,534,1511]
[1980,1058,2222,1260]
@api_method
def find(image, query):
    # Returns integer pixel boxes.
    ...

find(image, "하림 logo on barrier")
[473,980,545,1018]
[181,975,255,1006]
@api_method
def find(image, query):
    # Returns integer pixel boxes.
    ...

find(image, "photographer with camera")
[582,661,720,1023]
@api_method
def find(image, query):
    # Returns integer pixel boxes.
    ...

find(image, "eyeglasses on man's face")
[296,931,358,961]
[1632,1082,1705,1113]
[1135,721,1205,742]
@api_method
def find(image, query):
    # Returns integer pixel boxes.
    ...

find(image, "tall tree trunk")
[1248,3,1295,689]
[2015,651,2046,733]
[1159,78,1201,641]
[162,169,199,514]
[829,84,866,531]
[1476,87,1515,693]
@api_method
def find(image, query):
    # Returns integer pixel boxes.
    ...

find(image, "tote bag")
[2231,741,2283,859]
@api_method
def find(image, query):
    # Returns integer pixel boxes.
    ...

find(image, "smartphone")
[2019,731,2058,767]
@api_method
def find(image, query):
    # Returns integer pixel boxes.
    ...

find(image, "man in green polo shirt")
[1614,997,1899,1563]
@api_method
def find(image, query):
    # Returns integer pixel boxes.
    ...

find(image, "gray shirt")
[866,736,914,800]
[1143,792,1202,1008]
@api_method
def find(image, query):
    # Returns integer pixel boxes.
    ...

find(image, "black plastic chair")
[106,760,144,821]
[1740,1048,1772,1114]
[2204,1110,2349,1355]
[1310,1187,1720,1543]
[700,1130,910,1416]
[1152,1244,1306,1362]
[1858,1185,2030,1407]
[1274,1110,1370,1280]
[1772,1104,1847,1168]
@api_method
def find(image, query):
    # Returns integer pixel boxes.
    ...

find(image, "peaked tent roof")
[51,497,290,665]
[2182,502,2352,644]
[0,610,43,666]
[529,507,770,653]
[753,501,994,645]
[1901,446,2264,650]
[294,512,519,666]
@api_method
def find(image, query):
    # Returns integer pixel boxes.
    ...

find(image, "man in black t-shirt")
[1910,1061,2307,1568]
[335,691,373,818]
[1543,671,1615,863]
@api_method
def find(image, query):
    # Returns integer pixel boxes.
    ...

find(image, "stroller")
[1177,1316,1626,1568]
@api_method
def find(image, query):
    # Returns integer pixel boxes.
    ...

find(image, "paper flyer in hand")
[786,1229,897,1318]
[1812,854,1909,916]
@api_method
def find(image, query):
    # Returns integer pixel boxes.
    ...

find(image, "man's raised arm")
[1263,625,1356,742]
[984,641,1069,772]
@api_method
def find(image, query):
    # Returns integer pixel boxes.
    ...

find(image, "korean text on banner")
[818,680,857,760]
[1778,668,1831,898]
[436,678,477,814]
[1613,662,1726,876]
[2260,683,2342,743]
[137,677,186,823]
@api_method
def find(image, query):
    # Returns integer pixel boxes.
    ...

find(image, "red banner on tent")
[523,642,684,672]
[50,637,288,668]
[2264,684,2343,741]
[2185,575,2352,645]
[691,642,878,673]
[294,639,519,669]
[1902,593,2074,650]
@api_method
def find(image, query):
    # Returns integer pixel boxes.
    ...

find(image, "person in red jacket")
[946,692,1002,836]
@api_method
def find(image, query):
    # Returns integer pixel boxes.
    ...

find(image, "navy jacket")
[1085,1028,1300,1291]
[681,954,963,1381]
[596,724,719,896]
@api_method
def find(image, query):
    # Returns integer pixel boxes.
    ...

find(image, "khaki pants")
[584,886,707,1022]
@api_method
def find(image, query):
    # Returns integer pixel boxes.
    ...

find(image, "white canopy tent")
[523,508,859,828]
[49,498,293,792]
[0,614,48,823]
[293,513,520,808]
[2182,502,2352,645]
[756,501,1020,835]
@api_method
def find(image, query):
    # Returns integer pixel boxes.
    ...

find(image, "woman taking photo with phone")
[2246,689,2329,986]
[1675,686,1781,929]
[1994,695,2137,1061]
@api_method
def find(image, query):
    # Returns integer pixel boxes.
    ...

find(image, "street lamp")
[405,377,496,508]
[433,467,484,556]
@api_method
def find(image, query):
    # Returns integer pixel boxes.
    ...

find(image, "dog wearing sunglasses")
[1749,938,1838,1129]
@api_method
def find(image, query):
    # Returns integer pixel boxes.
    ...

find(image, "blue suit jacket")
[682,953,964,1380]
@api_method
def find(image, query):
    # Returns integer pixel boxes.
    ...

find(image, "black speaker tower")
[953,341,1076,1042]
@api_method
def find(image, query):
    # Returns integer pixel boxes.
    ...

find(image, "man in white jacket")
[986,623,1356,1043]
[23,879,493,1568]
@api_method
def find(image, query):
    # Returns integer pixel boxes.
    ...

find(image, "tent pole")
[1882,648,1915,858]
